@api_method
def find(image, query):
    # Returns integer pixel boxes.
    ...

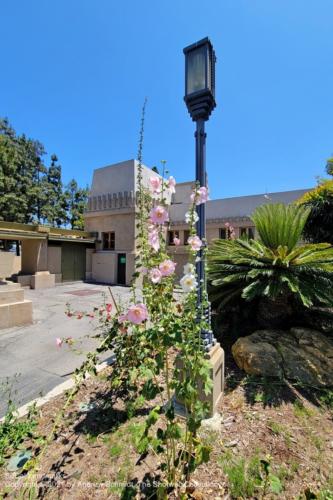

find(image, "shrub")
[297,179,333,244]
[208,204,333,327]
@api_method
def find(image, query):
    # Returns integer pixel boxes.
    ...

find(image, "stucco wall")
[47,246,61,274]
[21,240,48,274]
[85,213,135,251]
[12,255,21,275]
[47,246,62,283]
[92,252,117,284]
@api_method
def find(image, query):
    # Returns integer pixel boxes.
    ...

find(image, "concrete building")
[85,159,310,282]
[0,160,310,289]
[0,222,95,288]
[84,159,167,285]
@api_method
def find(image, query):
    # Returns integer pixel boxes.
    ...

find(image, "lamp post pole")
[195,119,206,301]
[183,37,224,414]
[183,38,217,349]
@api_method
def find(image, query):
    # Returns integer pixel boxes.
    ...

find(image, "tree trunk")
[257,295,294,328]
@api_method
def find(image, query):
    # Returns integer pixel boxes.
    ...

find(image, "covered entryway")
[61,243,86,281]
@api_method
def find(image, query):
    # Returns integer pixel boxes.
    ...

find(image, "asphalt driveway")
[0,282,131,417]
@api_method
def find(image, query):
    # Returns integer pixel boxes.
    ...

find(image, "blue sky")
[1,0,332,199]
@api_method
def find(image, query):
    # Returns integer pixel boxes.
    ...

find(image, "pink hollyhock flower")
[167,176,176,194]
[149,176,162,193]
[149,205,169,225]
[188,235,203,251]
[76,312,83,319]
[106,303,112,313]
[127,303,148,324]
[118,313,128,323]
[190,186,208,205]
[159,259,177,276]
[149,267,162,284]
[148,228,160,252]
[173,237,180,246]
[56,337,63,348]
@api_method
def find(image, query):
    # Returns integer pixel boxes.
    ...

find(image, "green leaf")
[269,474,283,494]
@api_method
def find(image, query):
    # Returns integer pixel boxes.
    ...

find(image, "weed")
[293,399,315,419]
[319,390,333,412]
[218,451,283,497]
[0,380,39,466]
[109,443,123,458]
[267,419,285,435]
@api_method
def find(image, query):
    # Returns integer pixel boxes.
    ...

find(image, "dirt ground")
[0,349,333,499]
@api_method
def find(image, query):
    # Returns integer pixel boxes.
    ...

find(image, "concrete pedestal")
[175,342,225,418]
[16,271,55,289]
[31,271,55,289]
[0,281,33,330]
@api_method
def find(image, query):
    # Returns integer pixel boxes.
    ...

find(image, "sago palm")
[208,204,333,316]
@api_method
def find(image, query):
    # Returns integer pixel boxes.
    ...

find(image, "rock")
[298,307,333,334]
[224,439,239,447]
[201,413,223,432]
[232,327,333,387]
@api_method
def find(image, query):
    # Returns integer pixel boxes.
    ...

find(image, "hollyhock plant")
[149,205,169,225]
[187,235,203,251]
[191,186,208,205]
[148,227,160,252]
[185,211,199,224]
[126,303,149,324]
[180,273,198,293]
[167,176,176,194]
[60,109,214,495]
[149,267,162,284]
[149,176,162,193]
[118,312,128,323]
[183,263,195,275]
[159,259,176,277]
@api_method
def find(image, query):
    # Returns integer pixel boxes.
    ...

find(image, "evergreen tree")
[0,119,46,223]
[64,179,89,230]
[298,157,333,244]
[41,154,67,226]
[1,117,89,230]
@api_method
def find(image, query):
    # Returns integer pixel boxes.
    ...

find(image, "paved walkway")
[0,283,131,417]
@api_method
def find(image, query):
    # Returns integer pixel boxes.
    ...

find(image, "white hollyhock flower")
[183,263,195,275]
[185,211,199,224]
[180,273,198,293]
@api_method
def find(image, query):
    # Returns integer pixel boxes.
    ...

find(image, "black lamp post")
[184,37,216,350]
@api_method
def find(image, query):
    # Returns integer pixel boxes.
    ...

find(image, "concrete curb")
[0,355,115,423]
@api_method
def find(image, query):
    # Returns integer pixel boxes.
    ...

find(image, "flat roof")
[0,222,95,242]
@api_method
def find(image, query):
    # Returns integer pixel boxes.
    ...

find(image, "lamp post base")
[175,342,225,418]
[201,342,225,417]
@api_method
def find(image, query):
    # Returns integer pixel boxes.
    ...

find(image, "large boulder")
[232,327,333,387]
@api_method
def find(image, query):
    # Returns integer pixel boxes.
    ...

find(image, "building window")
[102,231,115,250]
[240,227,255,239]
[184,230,190,245]
[168,230,180,245]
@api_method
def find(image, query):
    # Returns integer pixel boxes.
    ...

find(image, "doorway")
[117,253,126,285]
[61,243,86,281]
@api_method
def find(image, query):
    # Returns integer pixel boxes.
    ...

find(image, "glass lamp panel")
[186,46,206,94]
